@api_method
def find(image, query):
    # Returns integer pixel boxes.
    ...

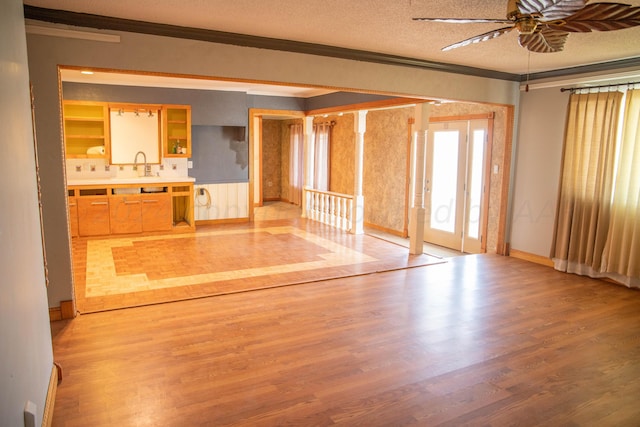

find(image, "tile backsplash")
[66,158,190,180]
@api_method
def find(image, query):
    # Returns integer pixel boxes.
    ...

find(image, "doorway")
[249,109,305,220]
[424,117,492,253]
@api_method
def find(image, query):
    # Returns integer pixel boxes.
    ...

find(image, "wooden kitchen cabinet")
[68,190,79,238]
[77,193,110,236]
[141,192,172,232]
[69,182,193,236]
[109,195,142,234]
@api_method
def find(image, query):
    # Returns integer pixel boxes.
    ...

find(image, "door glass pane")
[467,129,485,239]
[431,130,458,233]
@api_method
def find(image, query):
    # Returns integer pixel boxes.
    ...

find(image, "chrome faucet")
[134,151,152,177]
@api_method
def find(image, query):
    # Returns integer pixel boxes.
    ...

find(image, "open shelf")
[63,101,110,159]
[163,105,191,157]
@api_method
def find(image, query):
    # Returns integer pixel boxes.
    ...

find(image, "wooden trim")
[364,221,405,237]
[49,300,75,322]
[49,307,62,322]
[263,197,281,202]
[249,109,305,118]
[60,300,76,319]
[257,117,263,207]
[429,113,495,123]
[195,218,249,226]
[510,249,554,267]
[306,98,425,117]
[403,117,415,238]
[248,115,256,219]
[480,113,494,253]
[496,105,515,255]
[42,364,59,427]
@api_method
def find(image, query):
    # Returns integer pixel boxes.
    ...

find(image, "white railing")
[303,187,354,232]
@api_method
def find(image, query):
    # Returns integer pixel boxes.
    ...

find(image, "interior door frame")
[463,117,493,253]
[427,113,494,253]
[248,109,306,222]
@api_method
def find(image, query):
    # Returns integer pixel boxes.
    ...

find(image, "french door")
[423,119,490,253]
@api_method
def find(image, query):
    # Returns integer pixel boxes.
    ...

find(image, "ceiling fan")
[413,0,640,53]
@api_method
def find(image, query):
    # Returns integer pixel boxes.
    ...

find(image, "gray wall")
[0,1,54,425]
[510,87,570,256]
[191,125,249,184]
[26,23,520,309]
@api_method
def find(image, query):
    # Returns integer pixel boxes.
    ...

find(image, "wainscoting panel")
[194,182,249,220]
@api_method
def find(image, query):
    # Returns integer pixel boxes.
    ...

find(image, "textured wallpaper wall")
[325,114,356,196]
[363,108,413,233]
[261,120,282,200]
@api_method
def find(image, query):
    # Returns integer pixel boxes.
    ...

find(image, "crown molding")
[525,57,640,83]
[24,5,521,82]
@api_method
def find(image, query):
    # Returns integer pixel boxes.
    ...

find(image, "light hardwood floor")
[51,253,640,426]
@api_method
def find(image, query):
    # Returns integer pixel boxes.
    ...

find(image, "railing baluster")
[341,198,347,231]
[324,194,329,225]
[303,187,354,232]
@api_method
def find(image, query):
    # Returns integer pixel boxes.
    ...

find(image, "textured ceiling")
[23,0,640,76]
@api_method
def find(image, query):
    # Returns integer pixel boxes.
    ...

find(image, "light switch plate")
[24,401,36,427]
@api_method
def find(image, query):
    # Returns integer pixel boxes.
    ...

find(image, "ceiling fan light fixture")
[516,17,538,34]
[415,0,640,54]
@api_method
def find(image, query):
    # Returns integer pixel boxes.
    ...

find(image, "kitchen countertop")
[67,176,196,186]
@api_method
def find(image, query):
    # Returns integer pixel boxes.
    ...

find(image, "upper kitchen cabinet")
[63,101,110,159]
[163,105,191,158]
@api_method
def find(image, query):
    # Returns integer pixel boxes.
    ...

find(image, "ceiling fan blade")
[412,17,512,24]
[546,3,640,32]
[442,26,514,51]
[519,27,569,52]
[516,0,588,20]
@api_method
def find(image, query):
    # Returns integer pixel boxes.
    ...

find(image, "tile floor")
[72,203,444,313]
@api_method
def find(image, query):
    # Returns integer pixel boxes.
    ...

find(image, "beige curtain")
[551,91,622,275]
[313,123,331,191]
[289,123,304,206]
[601,89,640,287]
